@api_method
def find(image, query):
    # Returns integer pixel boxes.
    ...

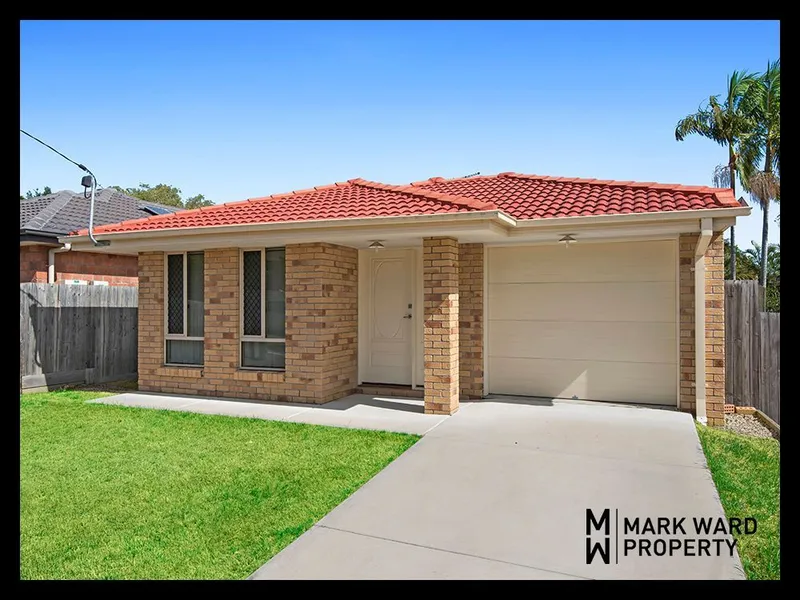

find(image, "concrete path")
[90,392,446,435]
[250,398,745,580]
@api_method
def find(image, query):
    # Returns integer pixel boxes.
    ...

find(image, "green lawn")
[20,390,419,580]
[697,424,780,580]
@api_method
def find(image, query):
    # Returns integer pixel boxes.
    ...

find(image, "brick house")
[65,173,749,425]
[20,188,181,286]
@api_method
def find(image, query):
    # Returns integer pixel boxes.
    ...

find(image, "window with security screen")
[165,252,204,365]
[241,248,286,369]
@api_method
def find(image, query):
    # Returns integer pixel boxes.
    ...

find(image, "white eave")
[60,204,751,255]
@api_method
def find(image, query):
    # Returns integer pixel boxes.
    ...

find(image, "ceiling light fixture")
[368,240,385,251]
[558,234,577,248]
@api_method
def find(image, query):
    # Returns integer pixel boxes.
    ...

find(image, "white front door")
[363,249,413,385]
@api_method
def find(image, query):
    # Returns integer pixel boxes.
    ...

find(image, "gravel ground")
[723,414,778,440]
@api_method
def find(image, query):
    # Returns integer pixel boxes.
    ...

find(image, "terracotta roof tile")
[76,172,740,235]
[413,172,740,220]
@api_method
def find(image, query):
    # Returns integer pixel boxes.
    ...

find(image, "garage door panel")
[488,241,676,284]
[489,357,676,405]
[488,281,676,323]
[487,240,677,405]
[489,320,676,364]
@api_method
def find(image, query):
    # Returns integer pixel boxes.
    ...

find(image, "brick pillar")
[137,252,165,391]
[459,243,484,399]
[677,233,725,426]
[423,237,459,415]
[203,248,240,395]
[704,235,725,426]
[285,242,358,404]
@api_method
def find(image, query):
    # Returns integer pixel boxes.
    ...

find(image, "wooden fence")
[725,280,780,424]
[20,283,138,392]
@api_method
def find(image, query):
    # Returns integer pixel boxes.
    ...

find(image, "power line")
[20,129,101,188]
[20,128,109,247]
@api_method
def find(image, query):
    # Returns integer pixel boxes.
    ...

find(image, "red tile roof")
[412,172,741,219]
[78,172,740,235]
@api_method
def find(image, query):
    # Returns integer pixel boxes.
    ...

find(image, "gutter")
[60,210,514,245]
[693,217,713,424]
[512,205,750,228]
[48,243,72,283]
[61,205,750,247]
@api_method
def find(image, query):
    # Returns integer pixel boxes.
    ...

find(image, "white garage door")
[487,240,677,405]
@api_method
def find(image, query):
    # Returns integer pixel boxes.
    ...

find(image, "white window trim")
[240,247,286,371]
[164,251,204,367]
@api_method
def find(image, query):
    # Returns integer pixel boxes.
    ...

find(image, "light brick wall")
[704,235,726,426]
[19,244,138,286]
[459,243,483,399]
[678,233,725,426]
[423,237,459,415]
[137,243,358,404]
[285,243,359,403]
[138,251,165,389]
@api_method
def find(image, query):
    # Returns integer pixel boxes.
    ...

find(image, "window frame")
[164,251,204,366]
[239,247,286,371]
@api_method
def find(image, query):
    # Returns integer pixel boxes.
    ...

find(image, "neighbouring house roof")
[20,188,182,239]
[77,173,743,236]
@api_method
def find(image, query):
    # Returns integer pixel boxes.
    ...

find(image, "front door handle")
[403,314,412,319]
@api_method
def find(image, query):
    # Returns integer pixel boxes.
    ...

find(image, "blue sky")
[20,20,780,247]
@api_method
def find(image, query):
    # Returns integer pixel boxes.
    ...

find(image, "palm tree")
[724,239,758,280]
[743,241,780,312]
[676,70,756,280]
[738,60,780,290]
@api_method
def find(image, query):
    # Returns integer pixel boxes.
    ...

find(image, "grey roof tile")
[19,189,183,235]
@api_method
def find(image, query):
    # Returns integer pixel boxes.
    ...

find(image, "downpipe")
[47,243,72,283]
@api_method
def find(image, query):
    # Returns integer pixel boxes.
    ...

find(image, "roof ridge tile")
[352,178,496,211]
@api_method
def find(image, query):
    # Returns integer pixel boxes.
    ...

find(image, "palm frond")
[675,109,717,142]
[712,164,731,188]
[748,171,780,210]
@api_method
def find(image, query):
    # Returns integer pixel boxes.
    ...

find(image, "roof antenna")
[20,129,110,247]
[462,171,480,178]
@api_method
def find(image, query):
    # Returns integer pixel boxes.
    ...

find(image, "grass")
[20,390,419,579]
[697,424,780,580]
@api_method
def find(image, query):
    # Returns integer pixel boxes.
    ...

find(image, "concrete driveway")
[251,397,744,580]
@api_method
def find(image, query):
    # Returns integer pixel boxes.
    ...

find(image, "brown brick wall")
[137,243,358,404]
[19,245,50,283]
[459,243,483,399]
[423,237,459,415]
[678,233,725,426]
[19,244,138,286]
[57,251,139,286]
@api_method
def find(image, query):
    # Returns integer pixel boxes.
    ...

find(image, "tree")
[723,239,757,280]
[743,242,780,312]
[724,239,780,312]
[184,194,214,209]
[112,183,214,209]
[112,183,183,207]
[20,185,53,200]
[738,59,780,291]
[676,70,757,280]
